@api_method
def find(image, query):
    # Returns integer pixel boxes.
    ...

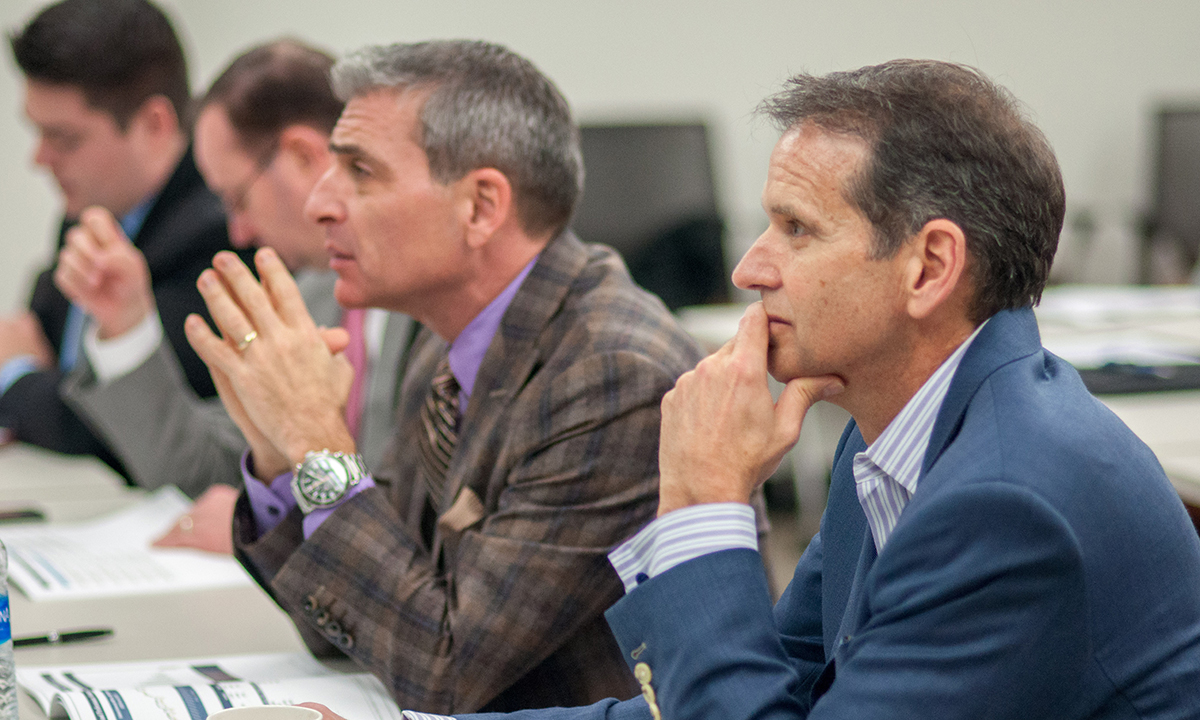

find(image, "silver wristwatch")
[291,450,367,514]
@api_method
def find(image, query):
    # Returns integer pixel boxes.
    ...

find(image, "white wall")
[3,0,1199,311]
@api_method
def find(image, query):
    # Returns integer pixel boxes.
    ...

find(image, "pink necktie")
[342,308,368,442]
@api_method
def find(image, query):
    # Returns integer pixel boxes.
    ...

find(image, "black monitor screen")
[1154,108,1200,263]
[572,123,718,256]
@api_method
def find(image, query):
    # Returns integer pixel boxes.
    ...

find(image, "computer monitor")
[572,122,730,309]
[1143,107,1200,283]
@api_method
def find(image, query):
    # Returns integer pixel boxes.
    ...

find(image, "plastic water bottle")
[0,539,17,720]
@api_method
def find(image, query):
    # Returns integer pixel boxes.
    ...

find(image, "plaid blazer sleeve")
[234,234,705,714]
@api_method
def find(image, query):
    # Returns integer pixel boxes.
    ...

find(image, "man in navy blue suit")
[313,60,1200,719]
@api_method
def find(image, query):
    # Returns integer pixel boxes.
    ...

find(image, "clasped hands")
[184,248,356,481]
[656,302,844,516]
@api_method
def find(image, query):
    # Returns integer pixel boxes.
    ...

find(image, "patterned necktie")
[419,355,460,510]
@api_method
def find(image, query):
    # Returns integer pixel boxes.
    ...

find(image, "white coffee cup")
[207,706,324,720]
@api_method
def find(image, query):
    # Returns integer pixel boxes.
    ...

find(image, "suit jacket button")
[304,596,318,613]
[315,610,330,627]
[634,662,652,684]
[338,633,354,651]
[326,620,342,637]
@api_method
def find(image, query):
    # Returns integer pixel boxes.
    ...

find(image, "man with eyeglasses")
[54,40,414,554]
[0,0,242,474]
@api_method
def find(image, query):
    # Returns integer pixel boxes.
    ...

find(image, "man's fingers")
[255,247,312,326]
[197,266,263,348]
[211,251,283,334]
[319,326,351,355]
[296,703,348,720]
[729,301,770,365]
[63,223,102,257]
[54,248,95,295]
[773,375,845,444]
[79,206,129,249]
[184,311,243,374]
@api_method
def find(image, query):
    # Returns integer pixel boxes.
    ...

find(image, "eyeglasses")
[220,144,279,216]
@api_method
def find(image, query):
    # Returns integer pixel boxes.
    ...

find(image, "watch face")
[297,453,364,508]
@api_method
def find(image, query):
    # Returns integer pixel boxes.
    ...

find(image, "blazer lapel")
[442,230,589,505]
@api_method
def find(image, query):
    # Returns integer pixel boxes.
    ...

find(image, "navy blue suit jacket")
[467,307,1200,720]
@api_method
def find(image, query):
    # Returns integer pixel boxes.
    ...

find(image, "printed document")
[18,652,404,720]
[0,486,252,600]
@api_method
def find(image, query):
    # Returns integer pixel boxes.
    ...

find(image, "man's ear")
[903,218,968,320]
[276,124,332,181]
[457,167,513,250]
[127,95,179,139]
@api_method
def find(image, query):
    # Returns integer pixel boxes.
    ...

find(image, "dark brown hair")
[199,39,343,158]
[760,60,1065,322]
[10,0,189,130]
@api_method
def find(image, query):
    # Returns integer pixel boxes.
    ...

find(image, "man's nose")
[304,166,342,225]
[732,233,781,291]
[33,137,55,169]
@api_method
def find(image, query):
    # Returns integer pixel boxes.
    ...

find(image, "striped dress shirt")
[608,320,986,594]
[854,320,985,552]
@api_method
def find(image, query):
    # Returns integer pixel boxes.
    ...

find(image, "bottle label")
[0,593,8,644]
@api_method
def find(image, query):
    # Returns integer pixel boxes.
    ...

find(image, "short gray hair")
[331,40,583,236]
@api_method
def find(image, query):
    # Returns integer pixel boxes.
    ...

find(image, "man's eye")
[350,162,371,178]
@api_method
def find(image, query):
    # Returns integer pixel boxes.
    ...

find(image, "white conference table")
[677,285,1200,539]
[0,444,310,720]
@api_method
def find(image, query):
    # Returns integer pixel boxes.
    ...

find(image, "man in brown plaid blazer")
[184,40,706,714]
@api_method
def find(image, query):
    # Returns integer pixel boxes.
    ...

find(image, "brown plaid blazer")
[233,231,705,714]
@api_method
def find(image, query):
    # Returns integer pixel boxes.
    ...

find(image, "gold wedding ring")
[236,330,258,351]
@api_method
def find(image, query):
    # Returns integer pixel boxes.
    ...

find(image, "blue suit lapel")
[820,422,870,657]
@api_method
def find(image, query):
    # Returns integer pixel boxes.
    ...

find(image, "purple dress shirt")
[244,257,539,539]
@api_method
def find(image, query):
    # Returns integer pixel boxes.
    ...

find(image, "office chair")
[571,122,731,310]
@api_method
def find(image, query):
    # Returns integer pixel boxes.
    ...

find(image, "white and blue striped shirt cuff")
[402,712,452,720]
[608,503,758,594]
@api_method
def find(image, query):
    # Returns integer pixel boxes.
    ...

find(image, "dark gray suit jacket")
[61,270,413,498]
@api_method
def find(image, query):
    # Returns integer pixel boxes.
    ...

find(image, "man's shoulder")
[532,232,704,375]
[943,346,1150,478]
[136,149,229,269]
[925,340,1182,549]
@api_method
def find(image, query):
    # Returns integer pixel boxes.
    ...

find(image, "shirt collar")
[447,255,539,402]
[858,318,989,497]
[120,193,157,239]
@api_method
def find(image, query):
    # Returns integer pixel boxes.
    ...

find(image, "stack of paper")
[0,486,252,601]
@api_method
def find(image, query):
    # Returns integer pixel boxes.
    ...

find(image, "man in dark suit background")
[184,40,707,714]
[0,0,236,475]
[303,60,1200,720]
